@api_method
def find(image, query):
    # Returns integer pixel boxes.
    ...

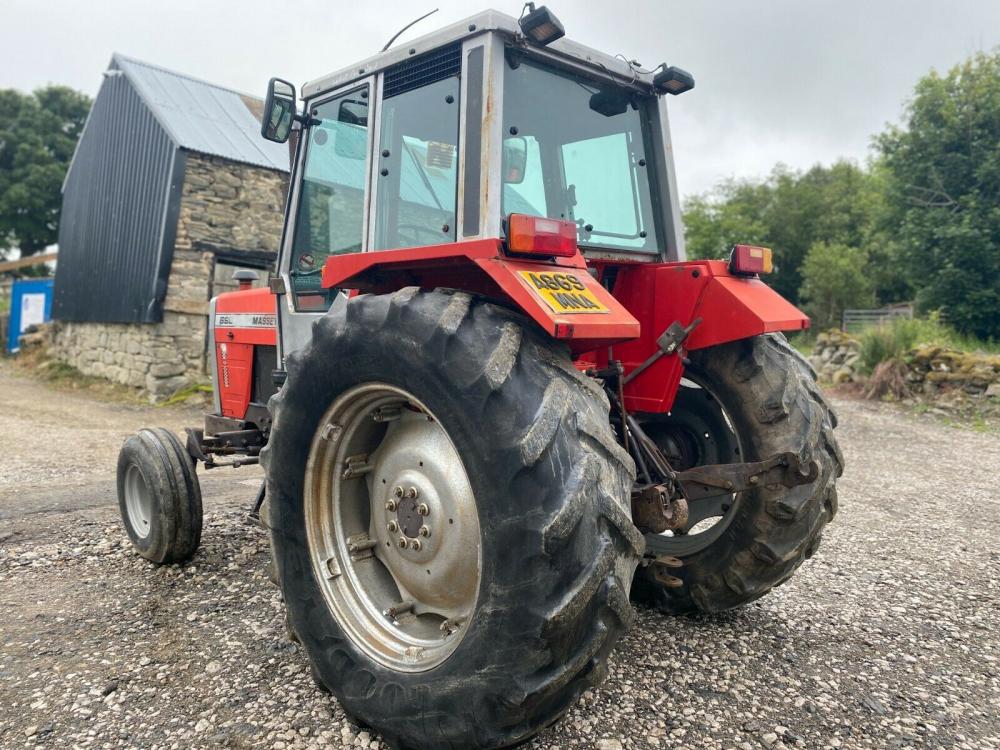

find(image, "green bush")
[858,314,1000,373]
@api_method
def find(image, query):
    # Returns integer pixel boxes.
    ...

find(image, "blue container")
[7,278,54,353]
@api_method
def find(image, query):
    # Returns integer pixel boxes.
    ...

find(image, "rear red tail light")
[506,213,579,258]
[729,244,773,276]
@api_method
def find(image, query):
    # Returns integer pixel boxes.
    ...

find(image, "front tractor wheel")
[116,427,203,564]
[262,289,643,750]
[631,334,843,614]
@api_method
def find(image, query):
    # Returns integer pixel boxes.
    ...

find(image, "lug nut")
[418,525,431,538]
[393,486,404,498]
[387,520,398,533]
[385,499,397,512]
[397,537,408,548]
[405,487,419,499]
[416,503,429,516]
[409,539,422,551]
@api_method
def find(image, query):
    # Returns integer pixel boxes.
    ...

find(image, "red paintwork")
[213,287,277,418]
[208,243,810,420]
[585,259,809,412]
[321,240,641,352]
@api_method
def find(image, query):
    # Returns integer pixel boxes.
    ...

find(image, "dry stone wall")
[808,330,862,383]
[50,313,206,398]
[906,346,1000,397]
[166,153,286,317]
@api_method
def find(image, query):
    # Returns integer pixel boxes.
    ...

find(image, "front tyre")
[262,289,643,750]
[116,427,203,564]
[631,334,843,614]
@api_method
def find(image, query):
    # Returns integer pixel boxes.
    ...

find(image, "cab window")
[373,77,460,250]
[502,60,661,253]
[290,86,370,311]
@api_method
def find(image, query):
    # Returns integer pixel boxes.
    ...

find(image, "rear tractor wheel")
[116,427,203,564]
[631,333,843,614]
[263,289,643,750]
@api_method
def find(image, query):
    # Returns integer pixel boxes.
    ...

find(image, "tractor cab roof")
[302,9,657,100]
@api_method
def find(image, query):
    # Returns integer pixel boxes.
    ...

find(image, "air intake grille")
[383,43,462,98]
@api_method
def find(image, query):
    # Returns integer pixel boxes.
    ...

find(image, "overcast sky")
[3,0,999,199]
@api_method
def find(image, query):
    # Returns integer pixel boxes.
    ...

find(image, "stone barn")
[51,54,289,398]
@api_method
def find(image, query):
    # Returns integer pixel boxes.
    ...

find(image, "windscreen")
[502,58,661,254]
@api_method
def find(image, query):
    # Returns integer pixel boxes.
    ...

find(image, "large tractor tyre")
[631,333,843,614]
[116,427,203,564]
[262,289,643,750]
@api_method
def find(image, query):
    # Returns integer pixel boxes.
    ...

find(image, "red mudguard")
[322,243,808,415]
[321,239,640,349]
[208,247,808,419]
[588,259,809,413]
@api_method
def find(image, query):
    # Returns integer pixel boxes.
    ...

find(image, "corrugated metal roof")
[112,53,289,172]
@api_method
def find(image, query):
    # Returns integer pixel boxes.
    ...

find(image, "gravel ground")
[1,362,998,750]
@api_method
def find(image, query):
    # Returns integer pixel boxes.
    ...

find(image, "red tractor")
[117,8,842,748]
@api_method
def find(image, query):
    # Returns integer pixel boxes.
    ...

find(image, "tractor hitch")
[632,484,688,534]
[629,453,819,534]
[676,452,819,502]
[185,425,266,469]
[598,363,819,535]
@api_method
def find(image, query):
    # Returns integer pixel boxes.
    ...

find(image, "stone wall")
[49,313,205,397]
[165,153,286,317]
[50,154,287,399]
[906,345,1000,397]
[808,330,862,383]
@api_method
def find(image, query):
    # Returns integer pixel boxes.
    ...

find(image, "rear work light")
[506,214,579,258]
[729,244,773,276]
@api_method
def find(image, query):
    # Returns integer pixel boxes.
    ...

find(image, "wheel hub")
[370,416,478,614]
[304,384,482,673]
[123,463,153,540]
[391,492,426,539]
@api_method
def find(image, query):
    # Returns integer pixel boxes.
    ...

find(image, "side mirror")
[261,77,297,143]
[503,136,528,184]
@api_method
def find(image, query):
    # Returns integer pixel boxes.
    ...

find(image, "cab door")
[276,78,375,358]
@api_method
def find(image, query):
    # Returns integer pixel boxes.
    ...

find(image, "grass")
[857,314,1000,373]
[785,330,817,356]
[6,349,147,404]
[158,383,212,407]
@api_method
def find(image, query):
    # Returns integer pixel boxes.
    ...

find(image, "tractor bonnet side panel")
[212,288,278,419]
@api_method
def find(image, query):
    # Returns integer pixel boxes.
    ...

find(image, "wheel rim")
[124,463,153,540]
[642,376,745,557]
[305,383,482,672]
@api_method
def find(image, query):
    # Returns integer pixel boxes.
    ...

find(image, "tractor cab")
[260,7,694,353]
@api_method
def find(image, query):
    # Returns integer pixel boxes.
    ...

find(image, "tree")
[0,86,91,259]
[798,242,874,330]
[683,178,771,261]
[682,161,884,304]
[877,51,1000,340]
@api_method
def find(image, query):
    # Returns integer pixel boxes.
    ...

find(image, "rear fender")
[593,259,809,413]
[321,240,640,353]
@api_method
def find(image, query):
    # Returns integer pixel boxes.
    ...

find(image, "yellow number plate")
[518,270,609,314]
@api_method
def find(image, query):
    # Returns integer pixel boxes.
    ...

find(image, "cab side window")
[373,77,460,250]
[291,86,370,311]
